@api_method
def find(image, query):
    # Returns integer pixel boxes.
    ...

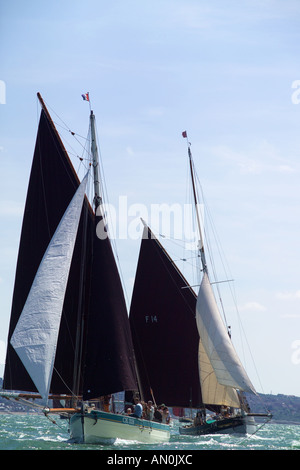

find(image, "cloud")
[142,107,166,118]
[276,290,300,301]
[126,146,135,156]
[239,301,267,312]
[281,313,300,319]
[277,165,295,174]
[212,142,297,175]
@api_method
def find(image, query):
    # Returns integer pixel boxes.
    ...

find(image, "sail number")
[145,315,158,323]
[122,417,135,425]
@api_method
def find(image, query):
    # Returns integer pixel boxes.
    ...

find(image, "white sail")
[196,272,256,395]
[198,339,241,407]
[10,173,89,404]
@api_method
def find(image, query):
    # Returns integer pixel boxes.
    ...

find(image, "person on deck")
[161,406,171,424]
[194,411,203,426]
[145,400,154,420]
[130,397,143,418]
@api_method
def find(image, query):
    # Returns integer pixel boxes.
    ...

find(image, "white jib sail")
[10,173,89,404]
[198,338,241,407]
[196,272,256,395]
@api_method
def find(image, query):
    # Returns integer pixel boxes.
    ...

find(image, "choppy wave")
[0,413,298,451]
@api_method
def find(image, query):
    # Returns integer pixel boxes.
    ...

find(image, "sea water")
[0,413,299,452]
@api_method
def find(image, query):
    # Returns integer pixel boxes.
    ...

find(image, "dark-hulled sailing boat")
[129,133,272,436]
[1,93,170,444]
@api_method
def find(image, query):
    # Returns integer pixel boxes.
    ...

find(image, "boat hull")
[179,415,256,436]
[69,410,170,444]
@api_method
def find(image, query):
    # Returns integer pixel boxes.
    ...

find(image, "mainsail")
[129,223,202,408]
[82,205,137,400]
[10,174,89,403]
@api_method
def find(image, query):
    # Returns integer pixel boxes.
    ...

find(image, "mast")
[71,109,102,405]
[183,131,207,274]
[182,132,257,404]
[82,102,137,401]
[90,110,102,210]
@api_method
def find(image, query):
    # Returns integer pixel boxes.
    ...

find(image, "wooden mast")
[182,131,207,274]
[90,109,102,210]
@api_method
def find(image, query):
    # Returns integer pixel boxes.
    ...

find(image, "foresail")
[3,107,94,395]
[10,173,89,404]
[198,339,240,407]
[196,272,256,395]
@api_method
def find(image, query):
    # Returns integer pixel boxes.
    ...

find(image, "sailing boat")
[129,133,271,436]
[1,93,170,444]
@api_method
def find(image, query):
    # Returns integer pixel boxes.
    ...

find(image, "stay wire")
[237,415,273,446]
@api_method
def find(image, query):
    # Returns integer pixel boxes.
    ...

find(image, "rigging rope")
[191,164,266,394]
[43,408,70,432]
[237,415,273,446]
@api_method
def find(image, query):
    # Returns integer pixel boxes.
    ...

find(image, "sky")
[0,0,300,397]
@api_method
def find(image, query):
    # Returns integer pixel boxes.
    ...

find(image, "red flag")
[182,130,187,138]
